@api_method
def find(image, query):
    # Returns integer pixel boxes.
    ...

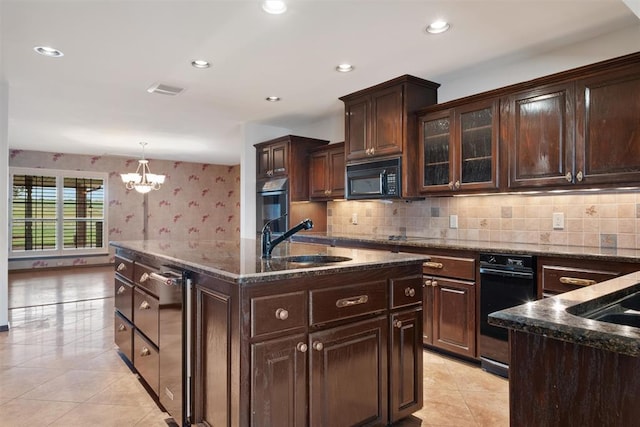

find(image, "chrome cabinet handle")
[275,308,289,320]
[559,276,596,287]
[312,341,324,351]
[118,324,126,332]
[425,261,444,269]
[296,342,308,353]
[565,171,573,182]
[404,287,416,297]
[140,272,150,283]
[117,263,126,272]
[336,295,368,308]
[140,347,151,357]
[576,171,584,182]
[117,285,126,295]
[139,301,151,310]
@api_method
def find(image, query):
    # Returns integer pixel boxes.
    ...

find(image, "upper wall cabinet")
[340,75,439,198]
[254,135,329,201]
[419,98,499,194]
[574,61,640,186]
[503,82,576,189]
[309,142,345,201]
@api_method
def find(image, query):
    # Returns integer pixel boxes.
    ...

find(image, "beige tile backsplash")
[328,192,640,249]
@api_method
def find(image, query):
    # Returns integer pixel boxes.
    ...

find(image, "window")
[10,167,108,258]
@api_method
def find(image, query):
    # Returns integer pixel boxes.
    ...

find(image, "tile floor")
[1,266,508,426]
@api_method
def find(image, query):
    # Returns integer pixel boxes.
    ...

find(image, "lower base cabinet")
[390,308,423,421]
[431,278,475,358]
[133,330,159,395]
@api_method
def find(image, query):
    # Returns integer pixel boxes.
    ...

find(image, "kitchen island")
[489,271,640,427]
[110,239,428,427]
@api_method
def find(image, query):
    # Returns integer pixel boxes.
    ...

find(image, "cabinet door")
[251,334,307,427]
[457,99,498,191]
[328,147,345,197]
[270,141,288,177]
[575,63,640,185]
[371,85,404,157]
[390,308,423,422]
[257,146,272,179]
[422,277,434,346]
[419,109,454,193]
[309,150,330,199]
[345,96,370,161]
[505,82,575,188]
[309,316,388,427]
[432,277,476,358]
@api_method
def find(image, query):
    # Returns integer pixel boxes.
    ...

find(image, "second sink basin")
[280,255,352,264]
[596,313,640,328]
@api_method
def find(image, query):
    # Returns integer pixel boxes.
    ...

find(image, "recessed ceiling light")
[425,20,450,34]
[262,1,287,14]
[266,96,281,102]
[336,64,354,73]
[191,59,210,69]
[33,46,64,58]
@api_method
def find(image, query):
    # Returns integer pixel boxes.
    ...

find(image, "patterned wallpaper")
[9,150,240,270]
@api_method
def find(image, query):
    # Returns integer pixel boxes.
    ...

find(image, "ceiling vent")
[146,83,185,96]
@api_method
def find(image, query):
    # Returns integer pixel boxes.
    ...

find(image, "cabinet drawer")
[251,291,306,338]
[310,280,387,326]
[541,265,619,295]
[390,275,423,309]
[423,256,475,281]
[114,276,134,321]
[115,254,134,282]
[134,330,159,396]
[134,263,161,296]
[134,287,159,345]
[114,311,133,364]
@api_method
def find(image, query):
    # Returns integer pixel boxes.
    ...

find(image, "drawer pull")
[140,272,150,283]
[296,342,308,353]
[140,347,151,357]
[404,287,416,297]
[559,277,597,287]
[424,280,432,287]
[336,295,369,308]
[425,262,444,269]
[117,285,126,295]
[393,319,402,329]
[118,323,126,332]
[117,263,127,272]
[432,280,438,287]
[275,308,289,320]
[139,300,151,310]
[312,341,324,351]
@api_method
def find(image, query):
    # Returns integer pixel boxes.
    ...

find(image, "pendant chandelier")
[120,142,165,194]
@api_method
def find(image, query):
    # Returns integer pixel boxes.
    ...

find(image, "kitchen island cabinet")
[111,239,427,427]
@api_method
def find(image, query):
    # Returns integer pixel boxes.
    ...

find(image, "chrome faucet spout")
[261,218,313,259]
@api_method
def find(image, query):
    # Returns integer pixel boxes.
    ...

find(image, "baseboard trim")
[0,324,9,332]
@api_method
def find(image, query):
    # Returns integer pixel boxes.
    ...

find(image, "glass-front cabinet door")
[420,109,453,192]
[419,98,498,194]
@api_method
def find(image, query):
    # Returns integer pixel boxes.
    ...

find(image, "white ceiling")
[1,0,638,165]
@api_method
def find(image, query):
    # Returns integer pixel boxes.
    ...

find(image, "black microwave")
[346,157,401,200]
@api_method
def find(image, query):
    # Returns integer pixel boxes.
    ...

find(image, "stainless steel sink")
[567,288,640,328]
[280,255,352,264]
[596,313,640,328]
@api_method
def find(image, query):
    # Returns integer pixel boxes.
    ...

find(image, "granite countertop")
[293,232,640,263]
[488,271,640,357]
[110,239,428,285]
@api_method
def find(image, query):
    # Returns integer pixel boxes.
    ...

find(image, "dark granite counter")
[292,232,640,263]
[110,239,428,285]
[488,271,640,357]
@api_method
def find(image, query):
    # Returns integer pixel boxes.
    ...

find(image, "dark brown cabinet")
[254,135,328,202]
[419,98,498,193]
[309,142,345,200]
[390,307,423,421]
[340,75,439,197]
[422,256,476,359]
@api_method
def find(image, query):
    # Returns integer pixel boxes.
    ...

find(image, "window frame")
[9,167,109,259]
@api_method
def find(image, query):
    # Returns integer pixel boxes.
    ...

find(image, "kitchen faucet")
[261,217,313,259]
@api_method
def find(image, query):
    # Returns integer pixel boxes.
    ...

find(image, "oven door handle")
[480,267,534,279]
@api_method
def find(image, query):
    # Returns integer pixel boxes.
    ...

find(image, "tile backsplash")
[328,192,640,249]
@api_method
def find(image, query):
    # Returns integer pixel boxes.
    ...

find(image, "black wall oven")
[479,253,536,378]
[256,177,288,234]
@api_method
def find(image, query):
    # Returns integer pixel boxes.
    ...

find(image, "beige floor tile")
[49,402,153,426]
[0,398,78,425]
[0,343,58,367]
[20,369,127,402]
[461,390,509,427]
[88,373,158,407]
[83,348,133,373]
[0,366,67,399]
[445,358,508,393]
[420,388,477,426]
[422,362,458,391]
[17,342,108,370]
[135,407,174,426]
